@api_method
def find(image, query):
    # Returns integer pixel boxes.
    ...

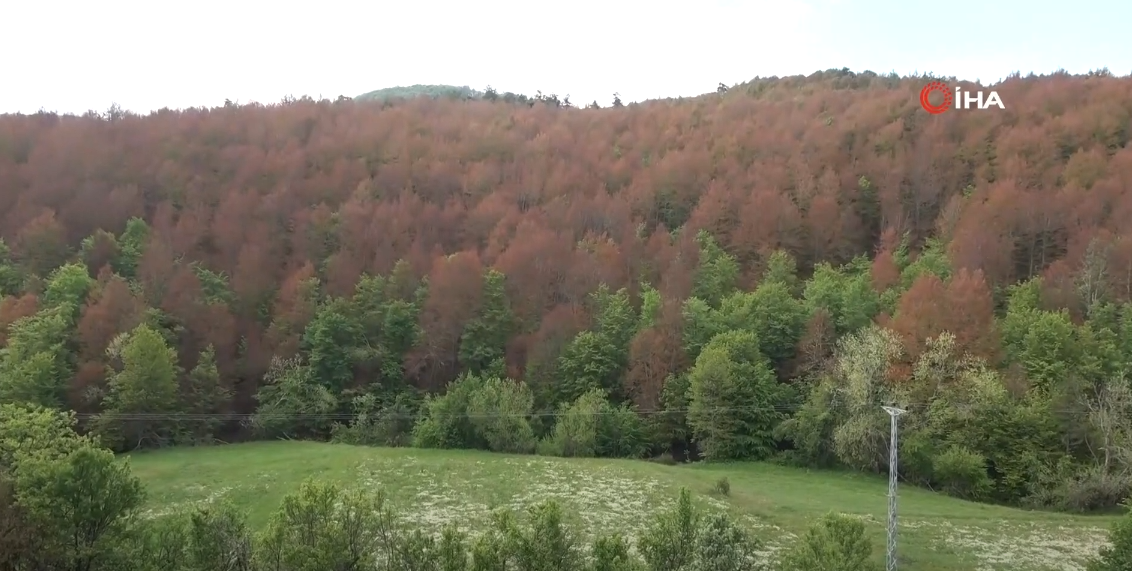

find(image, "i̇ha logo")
[919,81,1005,114]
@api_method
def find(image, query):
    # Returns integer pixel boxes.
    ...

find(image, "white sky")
[3,0,1128,114]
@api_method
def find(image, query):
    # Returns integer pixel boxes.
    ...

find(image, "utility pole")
[882,405,907,571]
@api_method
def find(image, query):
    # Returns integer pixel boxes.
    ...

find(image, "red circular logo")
[919,81,953,114]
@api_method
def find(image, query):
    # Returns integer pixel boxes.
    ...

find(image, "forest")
[1,67,1132,533]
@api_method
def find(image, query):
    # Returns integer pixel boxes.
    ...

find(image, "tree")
[95,324,182,450]
[687,331,783,460]
[459,269,514,374]
[691,231,739,307]
[466,376,537,453]
[250,356,337,440]
[0,304,75,408]
[889,269,998,364]
[182,345,231,443]
[42,262,94,318]
[302,299,362,393]
[0,403,92,469]
[12,210,70,279]
[0,239,26,296]
[14,445,146,571]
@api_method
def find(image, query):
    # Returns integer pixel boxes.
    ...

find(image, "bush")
[1088,501,1132,571]
[713,477,731,496]
[1027,462,1132,513]
[411,373,486,450]
[596,403,650,458]
[779,512,877,571]
[467,377,537,454]
[932,446,993,501]
[331,391,420,447]
[690,512,761,571]
[541,389,649,458]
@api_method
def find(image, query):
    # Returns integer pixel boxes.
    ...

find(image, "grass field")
[124,441,1119,571]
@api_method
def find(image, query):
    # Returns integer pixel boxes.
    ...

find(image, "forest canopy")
[1,68,1132,513]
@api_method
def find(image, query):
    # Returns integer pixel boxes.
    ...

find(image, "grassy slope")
[125,441,1117,571]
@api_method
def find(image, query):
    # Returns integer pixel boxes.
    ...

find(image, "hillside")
[354,84,483,101]
[1,68,1132,524]
[126,441,1116,571]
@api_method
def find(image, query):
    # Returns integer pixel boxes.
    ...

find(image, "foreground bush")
[1088,501,1132,571]
[778,512,877,571]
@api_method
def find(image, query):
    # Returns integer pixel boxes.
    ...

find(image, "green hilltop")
[355,84,484,101]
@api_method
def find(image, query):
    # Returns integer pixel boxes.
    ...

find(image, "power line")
[68,399,1103,421]
[74,404,825,421]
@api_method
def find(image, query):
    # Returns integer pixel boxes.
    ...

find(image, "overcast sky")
[4,0,1129,114]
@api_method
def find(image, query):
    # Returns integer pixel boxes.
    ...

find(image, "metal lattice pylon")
[881,406,907,571]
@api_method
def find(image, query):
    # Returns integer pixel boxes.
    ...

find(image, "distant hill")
[355,84,484,101]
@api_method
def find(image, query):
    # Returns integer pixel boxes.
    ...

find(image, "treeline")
[1,70,1132,512]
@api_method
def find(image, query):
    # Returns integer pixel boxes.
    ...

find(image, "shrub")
[779,512,877,571]
[932,445,993,500]
[1088,501,1132,571]
[713,477,731,496]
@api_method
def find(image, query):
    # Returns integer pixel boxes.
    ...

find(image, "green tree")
[690,513,761,571]
[761,250,800,293]
[0,305,77,408]
[505,501,584,571]
[251,356,338,440]
[540,388,649,459]
[412,372,487,450]
[41,262,94,317]
[637,282,663,331]
[96,324,182,450]
[115,217,150,279]
[556,286,637,404]
[803,259,879,335]
[691,231,739,307]
[181,345,231,443]
[0,239,25,295]
[0,403,92,470]
[460,269,514,374]
[302,299,362,392]
[349,267,425,387]
[540,389,606,458]
[687,331,783,460]
[899,237,950,288]
[14,446,146,571]
[718,283,807,368]
[467,376,537,453]
[557,331,620,404]
[591,533,639,571]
